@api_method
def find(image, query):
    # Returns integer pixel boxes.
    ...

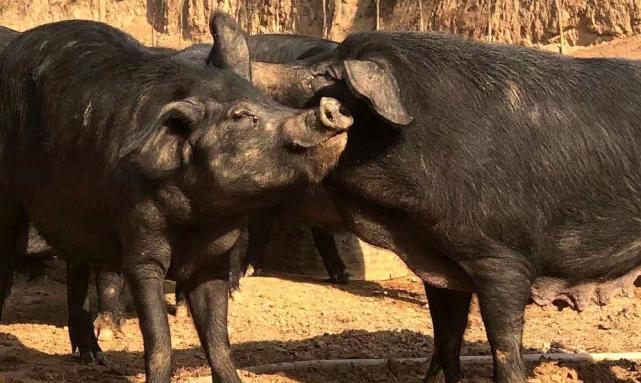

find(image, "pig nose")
[319,97,353,131]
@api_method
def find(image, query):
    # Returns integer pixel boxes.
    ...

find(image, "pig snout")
[319,97,353,132]
[282,97,352,149]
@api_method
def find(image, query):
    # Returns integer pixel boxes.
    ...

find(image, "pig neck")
[251,62,308,108]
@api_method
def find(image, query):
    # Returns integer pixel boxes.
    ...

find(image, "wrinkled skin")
[0,16,351,383]
[246,31,641,383]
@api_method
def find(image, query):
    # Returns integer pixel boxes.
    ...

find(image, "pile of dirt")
[1,0,641,48]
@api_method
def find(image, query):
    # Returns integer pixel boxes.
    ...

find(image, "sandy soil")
[568,35,641,60]
[1,272,641,383]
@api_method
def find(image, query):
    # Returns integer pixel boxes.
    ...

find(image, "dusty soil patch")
[1,274,641,382]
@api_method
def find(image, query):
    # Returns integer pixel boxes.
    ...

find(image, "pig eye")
[231,109,258,124]
[319,69,338,82]
[314,67,337,82]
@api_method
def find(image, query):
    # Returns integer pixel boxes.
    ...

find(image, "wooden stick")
[178,0,186,48]
[276,0,280,33]
[47,0,54,22]
[555,0,565,54]
[487,0,493,42]
[322,0,327,38]
[376,0,380,30]
[418,0,424,32]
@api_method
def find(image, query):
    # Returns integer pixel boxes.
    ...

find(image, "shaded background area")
[257,218,409,282]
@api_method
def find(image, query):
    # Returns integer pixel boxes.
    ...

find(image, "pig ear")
[343,60,413,126]
[207,12,251,81]
[138,100,204,173]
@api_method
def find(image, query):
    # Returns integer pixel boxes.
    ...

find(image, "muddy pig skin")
[0,15,352,383]
[247,30,641,383]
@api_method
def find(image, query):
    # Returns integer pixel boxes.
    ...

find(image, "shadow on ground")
[252,272,427,307]
[1,331,638,383]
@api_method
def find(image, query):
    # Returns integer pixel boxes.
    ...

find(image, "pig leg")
[124,247,172,383]
[460,254,532,383]
[0,199,27,320]
[176,245,242,317]
[94,267,126,339]
[66,262,108,365]
[228,243,242,292]
[174,282,190,318]
[242,210,274,276]
[310,227,350,284]
[423,285,472,383]
[184,253,242,383]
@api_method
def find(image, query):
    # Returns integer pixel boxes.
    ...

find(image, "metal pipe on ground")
[187,352,641,382]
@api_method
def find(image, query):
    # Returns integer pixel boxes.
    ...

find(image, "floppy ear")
[138,100,205,172]
[343,60,413,126]
[207,11,251,81]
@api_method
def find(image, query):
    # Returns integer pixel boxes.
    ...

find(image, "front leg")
[124,255,172,383]
[183,253,241,383]
[174,281,190,318]
[460,251,533,383]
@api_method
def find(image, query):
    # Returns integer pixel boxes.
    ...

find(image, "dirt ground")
[5,21,641,383]
[2,272,641,383]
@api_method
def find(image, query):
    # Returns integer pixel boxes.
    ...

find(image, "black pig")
[243,29,641,383]
[0,26,18,51]
[248,33,338,63]
[177,32,337,66]
[0,17,352,383]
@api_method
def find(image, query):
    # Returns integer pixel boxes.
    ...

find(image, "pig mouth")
[288,130,348,152]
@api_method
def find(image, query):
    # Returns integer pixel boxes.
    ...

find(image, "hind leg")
[67,262,108,365]
[424,285,472,383]
[94,267,126,340]
[242,210,274,276]
[311,228,350,284]
[0,195,28,320]
[174,281,190,318]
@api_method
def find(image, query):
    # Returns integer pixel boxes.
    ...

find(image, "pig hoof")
[80,351,96,364]
[175,304,190,318]
[423,372,445,383]
[80,351,110,366]
[329,271,351,285]
[95,352,110,366]
[229,286,241,300]
[243,264,256,278]
[94,313,125,340]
